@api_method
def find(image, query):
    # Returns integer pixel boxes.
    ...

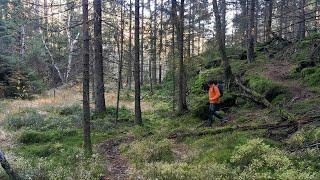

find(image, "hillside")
[0,35,319,179]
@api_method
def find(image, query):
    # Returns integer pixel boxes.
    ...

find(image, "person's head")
[208,80,217,87]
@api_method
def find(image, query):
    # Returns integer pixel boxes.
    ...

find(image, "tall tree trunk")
[254,0,259,43]
[220,0,226,45]
[93,0,106,113]
[140,0,144,85]
[172,0,187,113]
[151,0,157,85]
[299,0,306,40]
[82,0,92,155]
[279,0,285,37]
[212,0,232,83]
[44,0,48,38]
[134,0,142,125]
[127,0,133,89]
[266,0,273,42]
[172,24,176,111]
[187,0,192,59]
[240,0,247,46]
[116,5,125,122]
[247,0,255,63]
[159,0,163,84]
[316,0,320,32]
[148,0,153,94]
[20,25,25,61]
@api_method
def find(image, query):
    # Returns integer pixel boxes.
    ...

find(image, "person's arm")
[211,86,220,101]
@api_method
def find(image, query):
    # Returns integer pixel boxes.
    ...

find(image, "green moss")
[191,67,224,95]
[301,66,320,87]
[246,75,290,101]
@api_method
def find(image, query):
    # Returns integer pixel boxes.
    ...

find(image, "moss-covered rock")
[246,76,290,102]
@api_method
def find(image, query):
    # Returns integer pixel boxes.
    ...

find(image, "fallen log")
[234,77,295,121]
[0,150,20,180]
[168,117,318,140]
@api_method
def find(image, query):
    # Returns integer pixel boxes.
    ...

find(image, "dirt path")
[99,136,135,180]
[263,60,316,103]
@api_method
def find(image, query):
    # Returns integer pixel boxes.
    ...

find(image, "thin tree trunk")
[127,0,133,89]
[247,0,255,63]
[299,0,306,40]
[171,22,176,112]
[240,0,247,46]
[151,0,157,85]
[148,0,153,94]
[279,0,285,37]
[20,25,25,61]
[159,0,163,84]
[220,0,226,45]
[82,0,92,155]
[254,0,259,43]
[266,0,273,41]
[140,0,144,85]
[116,5,125,122]
[134,0,142,125]
[187,0,192,59]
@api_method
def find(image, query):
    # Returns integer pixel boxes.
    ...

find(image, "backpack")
[217,83,224,97]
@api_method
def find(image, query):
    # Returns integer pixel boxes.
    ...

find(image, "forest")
[0,0,320,179]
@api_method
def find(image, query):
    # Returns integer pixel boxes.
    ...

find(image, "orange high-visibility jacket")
[209,85,220,104]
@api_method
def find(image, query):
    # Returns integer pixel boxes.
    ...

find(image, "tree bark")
[116,4,125,122]
[247,0,255,63]
[279,0,285,37]
[93,0,106,113]
[172,0,187,113]
[134,0,142,125]
[140,0,144,85]
[151,0,157,85]
[299,0,306,40]
[82,0,92,155]
[148,0,154,94]
[127,0,133,89]
[159,0,163,84]
[220,0,226,45]
[266,0,273,42]
[212,0,232,84]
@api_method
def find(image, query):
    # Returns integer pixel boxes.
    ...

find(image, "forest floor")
[1,38,320,179]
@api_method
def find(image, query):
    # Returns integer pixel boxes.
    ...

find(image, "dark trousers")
[208,103,222,125]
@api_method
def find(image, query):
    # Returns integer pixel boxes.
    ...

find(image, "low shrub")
[231,139,316,179]
[58,104,82,116]
[5,109,45,130]
[141,162,233,180]
[18,129,77,144]
[125,139,174,164]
